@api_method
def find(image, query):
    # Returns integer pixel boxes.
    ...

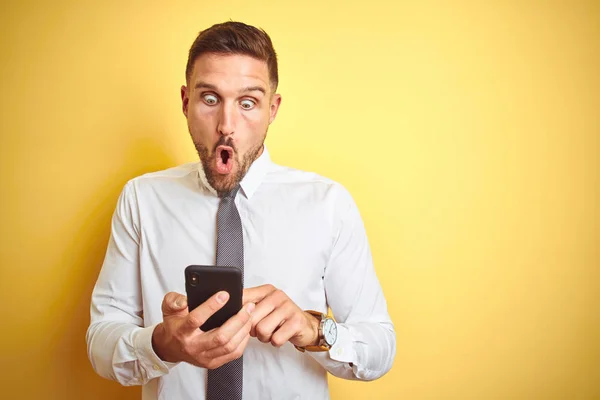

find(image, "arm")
[85,181,173,385]
[86,182,255,385]
[243,185,396,381]
[307,185,396,381]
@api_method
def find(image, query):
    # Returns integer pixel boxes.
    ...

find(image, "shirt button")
[153,365,160,371]
[337,348,343,356]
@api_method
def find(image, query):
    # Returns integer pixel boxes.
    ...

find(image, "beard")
[193,135,265,198]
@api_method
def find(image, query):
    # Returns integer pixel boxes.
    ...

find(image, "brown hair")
[185,21,279,91]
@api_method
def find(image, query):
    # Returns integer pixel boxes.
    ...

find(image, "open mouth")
[221,148,230,164]
[215,145,234,174]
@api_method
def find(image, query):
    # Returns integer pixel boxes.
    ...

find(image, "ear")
[181,85,189,118]
[269,94,282,124]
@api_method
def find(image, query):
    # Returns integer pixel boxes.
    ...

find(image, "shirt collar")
[197,145,271,200]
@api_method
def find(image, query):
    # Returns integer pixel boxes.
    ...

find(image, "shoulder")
[115,163,200,208]
[125,163,199,190]
[129,162,198,183]
[264,163,355,205]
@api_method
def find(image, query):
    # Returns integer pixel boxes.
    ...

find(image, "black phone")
[184,265,243,332]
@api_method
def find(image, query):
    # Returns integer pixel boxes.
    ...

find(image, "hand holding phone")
[150,266,252,369]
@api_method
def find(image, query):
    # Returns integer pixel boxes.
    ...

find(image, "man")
[87,21,395,400]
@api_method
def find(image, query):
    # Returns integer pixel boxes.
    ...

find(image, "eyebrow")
[194,81,266,95]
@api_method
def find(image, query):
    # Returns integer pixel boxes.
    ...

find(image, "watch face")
[322,318,337,346]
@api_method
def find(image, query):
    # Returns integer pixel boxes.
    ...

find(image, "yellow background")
[1,0,598,399]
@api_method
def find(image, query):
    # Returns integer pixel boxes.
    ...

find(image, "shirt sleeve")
[306,185,396,381]
[86,181,177,386]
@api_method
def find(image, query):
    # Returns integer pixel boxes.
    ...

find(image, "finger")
[255,304,290,343]
[202,307,254,359]
[201,302,254,352]
[205,333,252,370]
[248,290,288,336]
[242,284,277,305]
[180,291,229,334]
[162,292,188,316]
[270,316,304,348]
[248,299,278,337]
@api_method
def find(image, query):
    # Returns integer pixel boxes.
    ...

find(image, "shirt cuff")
[133,323,179,378]
[328,323,356,363]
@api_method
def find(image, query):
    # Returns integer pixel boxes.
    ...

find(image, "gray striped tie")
[207,185,244,400]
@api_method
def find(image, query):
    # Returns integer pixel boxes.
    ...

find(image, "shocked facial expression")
[181,53,281,197]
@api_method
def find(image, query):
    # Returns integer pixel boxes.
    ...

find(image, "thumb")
[161,292,188,316]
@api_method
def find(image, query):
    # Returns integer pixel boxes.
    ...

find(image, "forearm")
[316,185,397,380]
[307,319,396,381]
[86,321,174,386]
[86,182,178,385]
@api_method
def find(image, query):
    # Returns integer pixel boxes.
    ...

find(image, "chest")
[139,193,334,306]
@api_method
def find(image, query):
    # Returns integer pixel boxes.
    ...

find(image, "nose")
[217,101,236,136]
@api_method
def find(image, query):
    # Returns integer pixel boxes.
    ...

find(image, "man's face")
[181,53,281,197]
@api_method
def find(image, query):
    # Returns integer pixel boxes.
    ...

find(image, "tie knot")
[224,185,241,200]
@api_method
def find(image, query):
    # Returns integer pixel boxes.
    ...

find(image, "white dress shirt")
[86,147,396,400]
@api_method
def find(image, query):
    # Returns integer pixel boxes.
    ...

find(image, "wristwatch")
[295,310,338,352]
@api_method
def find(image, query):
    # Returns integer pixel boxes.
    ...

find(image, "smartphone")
[184,265,243,331]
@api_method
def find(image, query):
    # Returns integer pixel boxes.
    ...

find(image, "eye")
[202,94,218,105]
[240,99,256,110]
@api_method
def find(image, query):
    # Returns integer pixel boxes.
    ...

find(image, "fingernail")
[217,291,229,303]
[246,302,255,313]
[175,297,186,308]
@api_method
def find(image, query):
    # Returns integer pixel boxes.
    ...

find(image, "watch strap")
[294,310,331,352]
